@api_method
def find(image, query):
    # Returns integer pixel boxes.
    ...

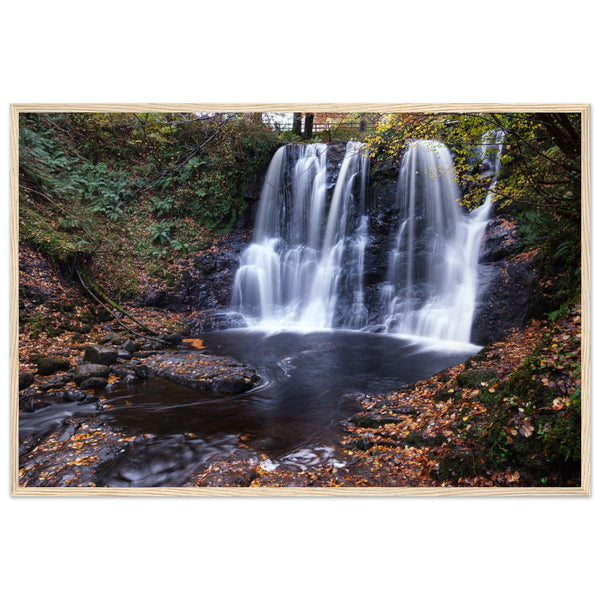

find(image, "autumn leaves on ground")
[18,241,582,488]
[192,307,582,488]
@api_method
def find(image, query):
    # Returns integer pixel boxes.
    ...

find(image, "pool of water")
[20,329,478,486]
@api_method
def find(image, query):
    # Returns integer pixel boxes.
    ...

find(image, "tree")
[292,112,302,136]
[366,111,583,303]
[303,113,314,139]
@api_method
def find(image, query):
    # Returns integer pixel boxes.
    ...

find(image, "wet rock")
[38,373,72,391]
[189,310,245,334]
[32,355,71,376]
[63,388,88,402]
[19,371,35,390]
[140,351,261,394]
[83,344,118,366]
[345,437,375,451]
[122,339,137,354]
[79,377,109,390]
[134,364,156,380]
[164,333,183,347]
[79,393,99,404]
[140,341,166,351]
[73,363,110,384]
[19,395,51,413]
[113,367,139,384]
[351,414,405,428]
[212,375,255,394]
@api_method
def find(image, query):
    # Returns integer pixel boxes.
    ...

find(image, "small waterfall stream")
[382,139,495,342]
[232,141,369,329]
[231,136,502,343]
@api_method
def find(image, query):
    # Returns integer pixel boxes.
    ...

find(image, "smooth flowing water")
[231,138,500,343]
[382,140,493,342]
[20,330,479,486]
[232,141,369,329]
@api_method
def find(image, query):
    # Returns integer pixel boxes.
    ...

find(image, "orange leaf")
[183,338,205,350]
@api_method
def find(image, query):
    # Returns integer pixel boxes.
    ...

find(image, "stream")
[20,329,478,486]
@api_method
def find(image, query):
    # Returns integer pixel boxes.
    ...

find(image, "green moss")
[402,431,446,448]
[455,369,498,389]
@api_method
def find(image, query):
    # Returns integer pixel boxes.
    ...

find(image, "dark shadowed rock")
[73,363,110,384]
[122,339,138,354]
[63,388,88,402]
[471,217,541,346]
[79,377,109,390]
[83,344,118,366]
[134,364,156,379]
[33,355,71,376]
[38,373,72,391]
[19,371,36,390]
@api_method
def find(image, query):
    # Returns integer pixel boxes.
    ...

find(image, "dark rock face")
[471,217,541,346]
[364,179,400,326]
[83,344,118,366]
[138,230,251,328]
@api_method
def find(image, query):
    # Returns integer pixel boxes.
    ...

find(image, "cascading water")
[231,141,369,329]
[382,138,500,342]
[231,135,502,343]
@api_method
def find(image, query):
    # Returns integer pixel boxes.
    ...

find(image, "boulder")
[33,355,71,376]
[63,388,88,402]
[139,351,261,394]
[134,364,156,380]
[73,363,110,385]
[83,344,118,366]
[19,371,36,390]
[79,377,108,390]
[122,339,137,354]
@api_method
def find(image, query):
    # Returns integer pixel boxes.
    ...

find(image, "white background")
[1,2,597,598]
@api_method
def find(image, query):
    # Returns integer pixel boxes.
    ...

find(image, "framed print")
[10,103,590,496]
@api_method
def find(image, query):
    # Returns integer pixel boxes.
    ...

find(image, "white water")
[231,136,501,343]
[382,139,500,342]
[232,141,369,329]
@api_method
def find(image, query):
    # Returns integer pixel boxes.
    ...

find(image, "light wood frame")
[9,103,591,496]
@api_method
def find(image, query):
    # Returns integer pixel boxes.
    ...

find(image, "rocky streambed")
[18,333,265,485]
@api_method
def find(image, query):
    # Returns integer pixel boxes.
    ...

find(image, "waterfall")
[382,139,497,342]
[230,135,501,342]
[232,141,369,329]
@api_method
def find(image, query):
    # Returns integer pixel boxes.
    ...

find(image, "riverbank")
[17,243,582,489]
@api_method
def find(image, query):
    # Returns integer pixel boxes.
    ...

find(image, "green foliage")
[366,111,582,303]
[367,112,581,215]
[19,112,279,296]
[149,220,175,245]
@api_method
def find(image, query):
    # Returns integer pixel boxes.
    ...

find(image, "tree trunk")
[303,113,314,139]
[292,113,302,136]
